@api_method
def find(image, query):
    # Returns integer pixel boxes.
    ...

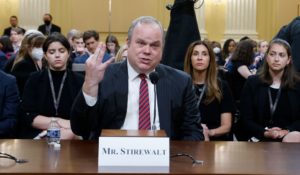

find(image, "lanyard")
[268,87,281,121]
[47,69,67,116]
[196,84,206,107]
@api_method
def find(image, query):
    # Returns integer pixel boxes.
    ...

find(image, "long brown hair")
[258,38,300,89]
[184,40,222,104]
[230,39,254,66]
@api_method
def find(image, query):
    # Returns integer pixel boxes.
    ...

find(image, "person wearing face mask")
[11,33,46,96]
[19,33,83,139]
[37,13,61,36]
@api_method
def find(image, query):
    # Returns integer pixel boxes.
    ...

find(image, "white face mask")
[213,47,221,54]
[31,47,44,60]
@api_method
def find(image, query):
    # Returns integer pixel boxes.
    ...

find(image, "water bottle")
[47,118,61,145]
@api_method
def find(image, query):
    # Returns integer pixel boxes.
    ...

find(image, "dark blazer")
[240,75,300,140]
[0,70,19,138]
[3,27,26,36]
[71,61,204,140]
[37,23,61,35]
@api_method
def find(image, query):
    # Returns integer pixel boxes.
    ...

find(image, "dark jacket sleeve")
[0,74,19,137]
[180,75,204,141]
[240,76,265,139]
[70,91,101,140]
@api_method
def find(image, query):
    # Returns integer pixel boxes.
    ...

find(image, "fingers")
[87,42,106,64]
[95,43,106,63]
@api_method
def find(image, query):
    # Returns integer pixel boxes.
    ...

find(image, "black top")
[10,54,41,96]
[267,87,293,129]
[195,80,235,141]
[231,61,247,102]
[241,75,300,141]
[19,69,83,138]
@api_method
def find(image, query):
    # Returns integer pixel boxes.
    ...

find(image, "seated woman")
[10,32,45,96]
[184,40,235,141]
[20,33,83,139]
[241,38,300,142]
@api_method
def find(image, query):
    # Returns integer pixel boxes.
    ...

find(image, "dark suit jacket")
[240,75,300,140]
[37,23,61,35]
[0,70,19,138]
[71,61,204,140]
[275,16,300,72]
[3,27,26,36]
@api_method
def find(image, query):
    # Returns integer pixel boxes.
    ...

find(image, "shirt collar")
[127,61,155,81]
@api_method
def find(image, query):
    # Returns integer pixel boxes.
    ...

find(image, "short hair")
[44,13,53,20]
[11,27,24,35]
[83,30,99,42]
[72,32,83,41]
[10,15,18,20]
[67,29,80,40]
[127,16,164,44]
[43,33,71,53]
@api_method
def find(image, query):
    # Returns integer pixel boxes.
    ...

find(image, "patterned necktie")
[139,74,151,130]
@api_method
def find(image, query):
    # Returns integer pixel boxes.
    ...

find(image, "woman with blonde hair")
[184,40,235,141]
[10,32,45,96]
[115,44,128,62]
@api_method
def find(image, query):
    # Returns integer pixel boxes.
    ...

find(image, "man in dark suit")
[0,70,19,138]
[71,16,204,140]
[37,13,61,36]
[3,16,26,36]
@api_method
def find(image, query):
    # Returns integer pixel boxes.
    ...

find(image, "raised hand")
[82,43,114,97]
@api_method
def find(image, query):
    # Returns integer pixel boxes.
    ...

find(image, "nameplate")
[98,136,169,173]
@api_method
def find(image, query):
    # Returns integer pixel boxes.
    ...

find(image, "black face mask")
[44,20,51,25]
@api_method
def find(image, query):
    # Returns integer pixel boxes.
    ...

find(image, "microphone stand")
[151,85,157,131]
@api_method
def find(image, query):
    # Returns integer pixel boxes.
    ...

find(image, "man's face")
[73,38,85,53]
[85,37,98,54]
[127,23,163,74]
[43,15,52,24]
[10,17,18,27]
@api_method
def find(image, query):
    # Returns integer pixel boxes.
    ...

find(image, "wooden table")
[0,140,299,174]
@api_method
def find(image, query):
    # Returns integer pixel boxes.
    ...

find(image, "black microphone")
[149,72,159,130]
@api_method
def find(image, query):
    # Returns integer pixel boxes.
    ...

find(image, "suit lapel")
[156,65,171,136]
[113,61,129,118]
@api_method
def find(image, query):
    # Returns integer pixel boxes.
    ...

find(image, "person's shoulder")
[52,24,61,29]
[3,26,11,31]
[0,70,16,83]
[245,75,263,88]
[13,58,34,70]
[37,24,44,28]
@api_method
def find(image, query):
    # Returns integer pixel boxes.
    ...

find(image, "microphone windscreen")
[149,72,159,84]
